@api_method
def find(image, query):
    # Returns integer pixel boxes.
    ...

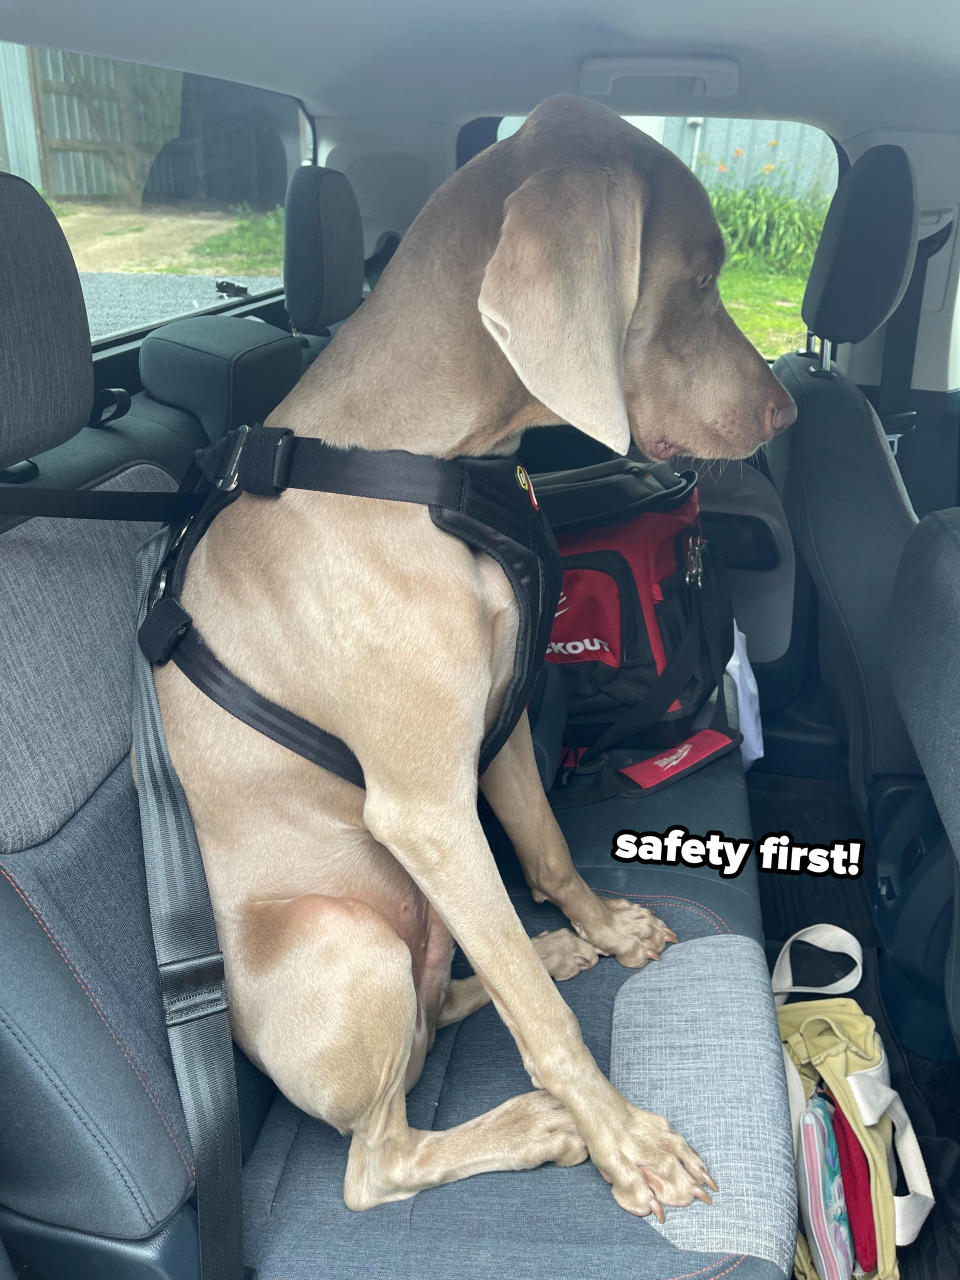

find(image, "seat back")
[888,510,960,1049]
[0,174,197,1274]
[766,145,921,817]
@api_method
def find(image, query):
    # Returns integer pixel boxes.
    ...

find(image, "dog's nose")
[765,397,797,438]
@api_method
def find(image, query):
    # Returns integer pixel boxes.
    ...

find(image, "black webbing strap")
[132,535,244,1280]
[0,486,206,521]
[879,223,953,445]
[169,623,365,790]
[218,426,470,507]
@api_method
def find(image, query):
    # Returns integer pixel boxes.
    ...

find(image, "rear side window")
[0,41,310,341]
[496,114,838,357]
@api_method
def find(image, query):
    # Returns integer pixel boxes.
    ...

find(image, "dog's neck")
[268,192,562,459]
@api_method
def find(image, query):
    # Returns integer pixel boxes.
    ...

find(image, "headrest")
[284,166,364,335]
[803,145,918,345]
[0,174,93,469]
[140,315,304,442]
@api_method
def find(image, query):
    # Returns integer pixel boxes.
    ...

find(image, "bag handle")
[772,924,864,1007]
[845,1058,936,1245]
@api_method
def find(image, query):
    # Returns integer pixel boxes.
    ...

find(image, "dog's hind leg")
[480,714,680,968]
[438,928,600,1028]
[237,893,587,1211]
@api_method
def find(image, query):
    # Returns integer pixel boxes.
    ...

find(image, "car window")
[0,40,310,341]
[497,114,838,357]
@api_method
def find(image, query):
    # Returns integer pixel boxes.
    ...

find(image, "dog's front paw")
[532,928,601,980]
[574,897,678,967]
[593,1105,717,1220]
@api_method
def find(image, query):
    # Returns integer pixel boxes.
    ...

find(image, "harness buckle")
[147,516,194,612]
[685,535,704,590]
[215,423,252,491]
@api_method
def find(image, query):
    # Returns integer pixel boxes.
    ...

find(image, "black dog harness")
[137,425,562,789]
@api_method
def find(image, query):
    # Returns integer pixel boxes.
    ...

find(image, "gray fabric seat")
[242,687,796,1279]
[888,510,960,1048]
[765,145,922,823]
[243,877,792,1280]
[0,173,201,1273]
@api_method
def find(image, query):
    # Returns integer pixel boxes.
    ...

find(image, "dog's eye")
[696,273,714,291]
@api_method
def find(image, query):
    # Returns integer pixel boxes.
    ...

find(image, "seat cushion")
[242,872,793,1279]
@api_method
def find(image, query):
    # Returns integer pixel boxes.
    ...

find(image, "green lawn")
[178,205,285,277]
[719,264,807,358]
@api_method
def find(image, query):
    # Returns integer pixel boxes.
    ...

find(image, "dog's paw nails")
[693,1186,713,1205]
[664,929,679,944]
[646,948,661,961]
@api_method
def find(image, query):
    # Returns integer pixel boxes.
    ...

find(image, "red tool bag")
[533,458,741,802]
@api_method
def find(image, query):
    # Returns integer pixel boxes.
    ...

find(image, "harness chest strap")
[138,426,562,788]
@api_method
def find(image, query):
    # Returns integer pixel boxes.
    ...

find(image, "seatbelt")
[878,222,953,455]
[132,531,244,1280]
[0,465,245,1275]
[0,486,205,521]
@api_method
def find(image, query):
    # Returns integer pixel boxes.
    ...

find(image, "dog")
[154,95,796,1220]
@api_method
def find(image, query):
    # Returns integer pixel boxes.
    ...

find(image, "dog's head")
[478,97,796,460]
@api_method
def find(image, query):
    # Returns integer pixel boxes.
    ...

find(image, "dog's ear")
[478,166,644,456]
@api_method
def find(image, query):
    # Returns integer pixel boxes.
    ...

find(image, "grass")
[103,224,145,237]
[41,192,74,219]
[184,204,284,276]
[702,180,827,355]
[719,264,807,356]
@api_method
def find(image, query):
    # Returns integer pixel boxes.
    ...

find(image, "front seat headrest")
[284,165,364,335]
[0,173,93,469]
[803,145,918,346]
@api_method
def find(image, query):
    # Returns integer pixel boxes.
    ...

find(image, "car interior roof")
[3,0,960,138]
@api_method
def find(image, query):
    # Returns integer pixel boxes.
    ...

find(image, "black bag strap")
[132,535,244,1280]
[879,222,953,448]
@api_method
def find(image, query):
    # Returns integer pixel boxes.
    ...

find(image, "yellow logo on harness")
[516,464,539,509]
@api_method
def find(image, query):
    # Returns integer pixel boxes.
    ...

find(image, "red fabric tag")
[617,729,734,789]
[546,568,621,668]
[832,1100,878,1271]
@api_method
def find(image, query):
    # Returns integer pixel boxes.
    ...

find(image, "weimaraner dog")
[154,95,795,1220]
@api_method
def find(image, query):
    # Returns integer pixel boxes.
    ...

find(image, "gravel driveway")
[80,272,283,341]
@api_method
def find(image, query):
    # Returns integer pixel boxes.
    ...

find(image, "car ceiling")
[2,0,958,140]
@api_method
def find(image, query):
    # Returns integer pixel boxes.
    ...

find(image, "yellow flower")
[769,139,779,147]
[718,163,727,172]
[762,163,776,173]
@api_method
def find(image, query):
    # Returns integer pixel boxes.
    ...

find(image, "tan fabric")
[778,998,934,1280]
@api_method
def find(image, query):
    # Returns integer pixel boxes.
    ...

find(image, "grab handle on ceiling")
[579,55,740,99]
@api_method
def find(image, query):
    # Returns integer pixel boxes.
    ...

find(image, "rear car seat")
[764,145,923,827]
[0,174,795,1279]
[241,676,795,1280]
[0,172,201,1274]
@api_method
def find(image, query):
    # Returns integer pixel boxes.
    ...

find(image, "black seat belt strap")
[879,222,953,454]
[0,486,207,521]
[132,534,244,1280]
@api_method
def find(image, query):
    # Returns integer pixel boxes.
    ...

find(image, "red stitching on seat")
[592,889,731,935]
[661,1256,746,1280]
[507,888,731,935]
[0,861,196,1180]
